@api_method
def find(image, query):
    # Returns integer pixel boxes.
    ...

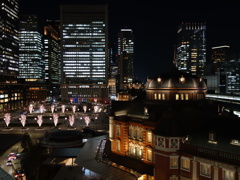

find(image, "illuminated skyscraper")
[0,0,19,83]
[43,20,60,85]
[176,22,206,76]
[117,28,134,90]
[18,15,44,83]
[43,20,61,101]
[60,4,109,103]
[0,0,27,113]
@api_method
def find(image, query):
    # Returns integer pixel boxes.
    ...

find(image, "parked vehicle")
[6,160,12,166]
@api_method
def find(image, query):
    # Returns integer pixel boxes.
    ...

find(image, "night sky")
[19,0,240,82]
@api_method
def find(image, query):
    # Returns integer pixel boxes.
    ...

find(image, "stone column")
[109,116,114,141]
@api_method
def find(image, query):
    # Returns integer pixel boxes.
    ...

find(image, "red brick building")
[108,69,240,180]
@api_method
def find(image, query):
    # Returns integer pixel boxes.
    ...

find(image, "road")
[0,141,24,179]
[0,110,109,179]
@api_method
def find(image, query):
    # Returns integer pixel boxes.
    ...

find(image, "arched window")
[146,146,152,161]
[154,93,157,100]
[176,94,179,100]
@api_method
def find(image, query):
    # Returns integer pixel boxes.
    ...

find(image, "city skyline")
[19,0,240,82]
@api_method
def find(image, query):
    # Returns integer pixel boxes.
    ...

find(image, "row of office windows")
[153,93,204,100]
[115,124,152,143]
[115,140,153,161]
[170,157,235,180]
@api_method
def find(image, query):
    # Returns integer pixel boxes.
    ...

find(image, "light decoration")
[179,75,185,83]
[29,104,34,114]
[36,115,43,127]
[84,116,91,126]
[157,77,161,83]
[4,113,11,127]
[53,113,59,127]
[83,105,87,113]
[51,104,55,113]
[72,105,76,113]
[39,104,44,113]
[20,114,26,127]
[69,114,75,127]
[61,105,66,113]
[94,106,99,113]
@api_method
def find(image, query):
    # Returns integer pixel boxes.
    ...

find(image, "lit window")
[185,94,189,100]
[154,93,157,100]
[116,124,120,136]
[158,93,161,100]
[200,163,211,177]
[162,94,165,100]
[170,156,178,169]
[181,94,184,100]
[170,175,179,180]
[176,94,179,100]
[147,131,152,143]
[222,169,234,180]
[181,157,190,171]
[147,147,152,161]
[116,140,120,151]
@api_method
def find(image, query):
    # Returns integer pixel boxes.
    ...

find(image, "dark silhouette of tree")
[21,132,33,152]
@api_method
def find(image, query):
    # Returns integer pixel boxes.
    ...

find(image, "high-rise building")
[176,22,206,76]
[43,20,61,101]
[0,0,19,83]
[60,4,109,103]
[43,20,60,85]
[211,45,230,64]
[18,15,44,83]
[108,43,119,100]
[0,0,27,113]
[117,28,134,90]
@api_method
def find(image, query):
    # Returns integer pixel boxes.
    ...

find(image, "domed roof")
[147,69,206,90]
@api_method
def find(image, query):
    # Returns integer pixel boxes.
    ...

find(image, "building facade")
[18,14,44,83]
[0,0,27,113]
[43,20,61,101]
[176,22,206,77]
[108,68,240,180]
[117,28,134,90]
[60,4,109,103]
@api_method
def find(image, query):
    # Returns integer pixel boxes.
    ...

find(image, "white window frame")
[170,175,179,180]
[116,139,121,151]
[147,131,152,143]
[146,147,152,162]
[180,157,190,171]
[116,124,120,136]
[222,169,235,180]
[170,156,179,169]
[200,163,211,178]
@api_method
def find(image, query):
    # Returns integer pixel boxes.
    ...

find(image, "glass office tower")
[18,15,44,83]
[43,20,60,85]
[0,0,27,112]
[0,0,19,83]
[117,28,134,90]
[60,4,109,103]
[176,22,206,76]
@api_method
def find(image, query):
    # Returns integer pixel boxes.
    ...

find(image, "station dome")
[146,69,207,101]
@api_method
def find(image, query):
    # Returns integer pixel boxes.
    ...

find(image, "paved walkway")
[53,135,136,180]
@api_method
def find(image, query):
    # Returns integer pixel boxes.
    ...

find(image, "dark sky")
[19,0,240,82]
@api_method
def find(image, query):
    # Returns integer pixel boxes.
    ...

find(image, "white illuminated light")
[179,75,185,82]
[157,77,161,82]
